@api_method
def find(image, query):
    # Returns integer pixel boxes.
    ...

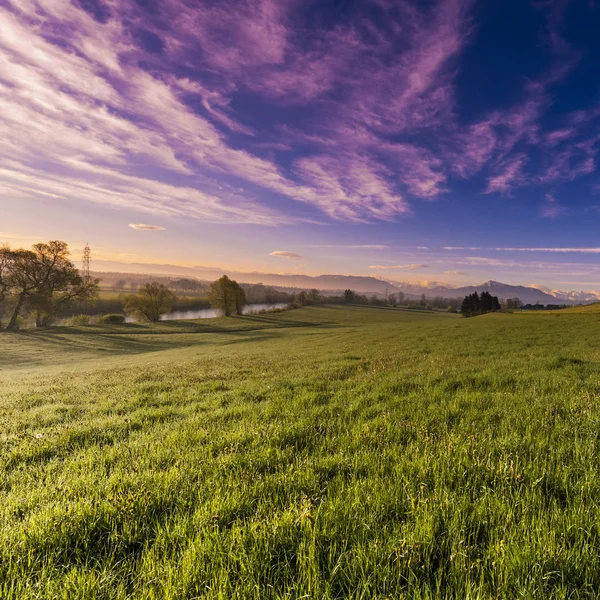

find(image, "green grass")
[2,305,600,598]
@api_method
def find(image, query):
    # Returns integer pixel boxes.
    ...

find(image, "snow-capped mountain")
[529,285,600,304]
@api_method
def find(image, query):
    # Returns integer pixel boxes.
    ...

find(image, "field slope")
[2,306,600,598]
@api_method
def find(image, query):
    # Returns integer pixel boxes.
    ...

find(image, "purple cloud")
[540,193,567,218]
[485,154,528,195]
[292,155,409,221]
[1,0,599,228]
[129,224,166,231]
[494,247,600,253]
[269,251,304,260]
[369,264,428,270]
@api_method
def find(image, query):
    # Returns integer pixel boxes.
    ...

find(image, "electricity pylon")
[82,243,91,282]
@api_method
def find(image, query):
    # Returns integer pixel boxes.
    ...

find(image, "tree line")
[0,240,533,330]
[344,289,467,311]
[0,240,298,329]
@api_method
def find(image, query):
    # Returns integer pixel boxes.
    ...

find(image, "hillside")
[3,306,600,597]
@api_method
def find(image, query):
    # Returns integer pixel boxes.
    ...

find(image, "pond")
[126,303,289,323]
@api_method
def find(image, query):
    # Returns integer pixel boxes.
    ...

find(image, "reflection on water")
[125,303,289,323]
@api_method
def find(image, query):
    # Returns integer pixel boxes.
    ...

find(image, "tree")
[1,241,99,330]
[506,297,522,310]
[344,289,355,304]
[296,291,307,306]
[3,248,42,330]
[29,242,99,327]
[460,295,471,317]
[124,282,176,322]
[492,295,501,311]
[264,286,277,308]
[480,291,492,313]
[208,275,240,316]
[232,281,246,315]
[0,246,11,330]
[309,289,321,304]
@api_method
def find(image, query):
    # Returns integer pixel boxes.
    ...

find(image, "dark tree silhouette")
[460,292,501,318]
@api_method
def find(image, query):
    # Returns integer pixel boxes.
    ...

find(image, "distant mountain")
[529,285,600,304]
[92,261,594,305]
[434,280,561,305]
[91,260,222,278]
[91,261,409,295]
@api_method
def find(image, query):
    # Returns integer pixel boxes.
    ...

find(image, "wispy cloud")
[269,251,304,260]
[308,245,389,250]
[494,247,600,253]
[1,0,599,229]
[292,156,409,221]
[443,270,466,275]
[369,263,428,270]
[0,162,284,225]
[540,193,567,218]
[485,154,528,194]
[129,224,166,231]
[443,246,481,251]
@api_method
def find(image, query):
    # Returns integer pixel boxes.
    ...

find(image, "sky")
[2,0,600,292]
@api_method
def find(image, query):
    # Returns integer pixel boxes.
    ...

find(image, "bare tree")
[124,283,177,322]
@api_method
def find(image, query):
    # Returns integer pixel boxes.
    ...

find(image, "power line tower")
[82,243,91,282]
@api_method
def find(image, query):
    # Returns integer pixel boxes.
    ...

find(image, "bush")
[99,314,126,325]
[70,314,90,326]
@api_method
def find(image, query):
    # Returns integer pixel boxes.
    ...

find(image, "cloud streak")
[369,263,428,270]
[269,251,304,260]
[494,247,600,253]
[308,245,389,250]
[129,224,166,231]
[540,193,567,218]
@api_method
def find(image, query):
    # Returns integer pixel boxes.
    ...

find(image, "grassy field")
[2,305,600,598]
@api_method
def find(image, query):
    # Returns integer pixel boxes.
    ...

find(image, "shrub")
[99,314,126,325]
[70,314,90,326]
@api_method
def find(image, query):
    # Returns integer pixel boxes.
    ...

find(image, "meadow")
[2,305,600,599]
